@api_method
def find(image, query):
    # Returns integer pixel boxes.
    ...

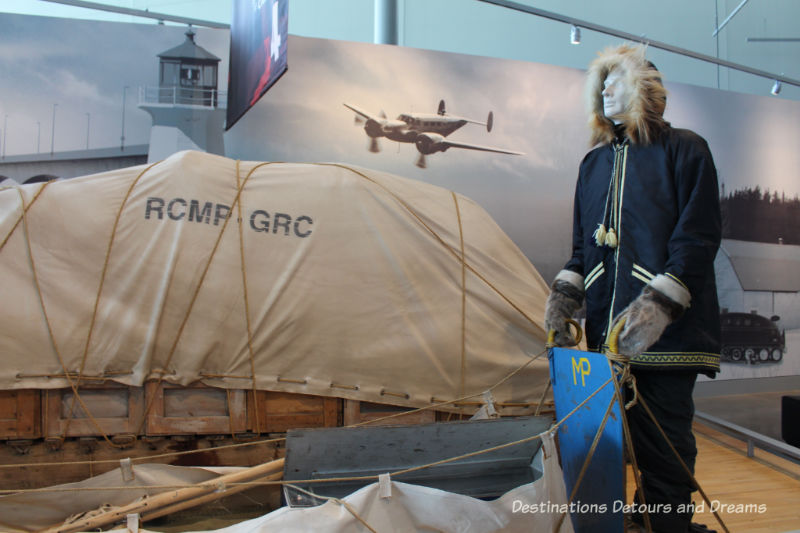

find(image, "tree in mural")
[721,186,800,245]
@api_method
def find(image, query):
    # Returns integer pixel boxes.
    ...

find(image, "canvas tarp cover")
[0,432,572,533]
[0,150,550,408]
[220,432,573,533]
[0,462,238,532]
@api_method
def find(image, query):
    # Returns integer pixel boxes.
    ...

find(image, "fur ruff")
[555,269,585,291]
[650,273,691,309]
[585,44,669,146]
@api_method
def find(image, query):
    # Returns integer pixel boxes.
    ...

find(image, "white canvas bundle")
[199,432,572,533]
[0,151,550,410]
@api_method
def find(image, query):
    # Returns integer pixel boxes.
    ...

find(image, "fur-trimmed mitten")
[544,270,585,346]
[612,274,690,356]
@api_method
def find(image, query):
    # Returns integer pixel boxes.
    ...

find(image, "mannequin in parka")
[545,45,721,532]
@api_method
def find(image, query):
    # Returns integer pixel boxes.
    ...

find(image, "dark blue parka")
[564,126,721,375]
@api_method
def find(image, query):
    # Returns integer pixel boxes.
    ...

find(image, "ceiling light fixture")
[570,25,581,45]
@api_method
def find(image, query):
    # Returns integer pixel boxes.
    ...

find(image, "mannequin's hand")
[611,275,688,356]
[544,273,584,346]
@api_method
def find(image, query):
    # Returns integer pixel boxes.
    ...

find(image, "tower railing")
[139,86,227,109]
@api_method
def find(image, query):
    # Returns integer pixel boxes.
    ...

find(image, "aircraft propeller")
[369,137,381,153]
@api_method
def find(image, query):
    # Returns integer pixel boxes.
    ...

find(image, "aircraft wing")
[343,102,381,122]
[440,139,524,156]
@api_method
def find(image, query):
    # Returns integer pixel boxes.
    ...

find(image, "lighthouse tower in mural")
[139,27,225,162]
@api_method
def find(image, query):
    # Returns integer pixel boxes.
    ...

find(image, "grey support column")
[374,0,398,45]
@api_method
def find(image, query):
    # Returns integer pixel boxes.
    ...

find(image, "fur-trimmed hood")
[586,44,669,146]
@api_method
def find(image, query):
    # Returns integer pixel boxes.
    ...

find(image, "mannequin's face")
[602,69,630,124]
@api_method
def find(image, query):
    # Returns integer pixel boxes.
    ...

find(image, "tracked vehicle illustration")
[720,312,785,364]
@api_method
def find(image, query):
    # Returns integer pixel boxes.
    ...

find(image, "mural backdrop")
[226,35,800,382]
[0,13,228,159]
[1,13,799,382]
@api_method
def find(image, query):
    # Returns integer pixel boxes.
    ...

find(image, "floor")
[627,423,800,533]
[694,389,800,441]
[689,390,800,532]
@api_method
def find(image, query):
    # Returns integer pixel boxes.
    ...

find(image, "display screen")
[226,0,288,130]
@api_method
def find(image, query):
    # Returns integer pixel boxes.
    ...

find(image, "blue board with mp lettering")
[549,347,624,533]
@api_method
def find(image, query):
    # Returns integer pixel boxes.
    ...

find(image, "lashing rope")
[316,163,547,335]
[606,316,728,533]
[7,168,157,449]
[1,161,553,495]
[234,159,263,437]
[61,162,160,446]
[284,483,379,533]
[452,191,468,405]
[134,161,277,436]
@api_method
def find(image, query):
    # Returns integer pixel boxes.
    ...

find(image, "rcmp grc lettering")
[144,197,314,238]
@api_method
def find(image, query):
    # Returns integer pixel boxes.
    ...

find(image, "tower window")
[180,65,201,86]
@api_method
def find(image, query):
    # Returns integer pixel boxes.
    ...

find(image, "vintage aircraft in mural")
[343,100,523,168]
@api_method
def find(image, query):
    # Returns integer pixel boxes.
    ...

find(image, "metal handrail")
[694,410,800,466]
